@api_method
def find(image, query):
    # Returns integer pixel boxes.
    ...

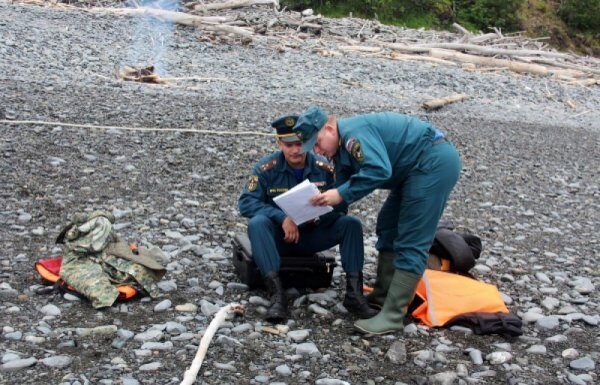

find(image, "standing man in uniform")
[292,106,461,335]
[238,115,377,323]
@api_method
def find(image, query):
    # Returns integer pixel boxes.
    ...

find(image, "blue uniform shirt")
[239,151,345,224]
[334,112,440,204]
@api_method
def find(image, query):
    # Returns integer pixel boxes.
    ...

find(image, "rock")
[75,325,117,337]
[308,303,331,317]
[275,364,292,376]
[154,299,172,312]
[385,341,407,364]
[287,329,310,342]
[546,334,568,343]
[1,353,20,363]
[231,323,253,334]
[536,316,560,331]
[157,280,177,292]
[486,352,512,365]
[134,329,163,342]
[526,345,547,354]
[216,335,242,347]
[562,348,579,359]
[40,304,61,316]
[4,331,22,341]
[535,272,552,284]
[569,357,595,371]
[213,362,236,371]
[0,357,37,371]
[571,277,594,294]
[165,322,186,335]
[315,380,350,385]
[467,349,483,365]
[175,303,197,312]
[428,371,458,385]
[541,297,560,311]
[200,300,220,316]
[41,355,72,368]
[249,296,270,307]
[141,341,173,350]
[403,323,418,335]
[296,342,321,358]
[139,362,162,371]
[121,377,140,385]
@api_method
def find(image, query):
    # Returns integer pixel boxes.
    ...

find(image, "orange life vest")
[411,269,508,327]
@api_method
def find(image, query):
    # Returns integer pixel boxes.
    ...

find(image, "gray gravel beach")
[0,2,599,384]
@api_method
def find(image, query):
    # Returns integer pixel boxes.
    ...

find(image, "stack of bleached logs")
[23,0,600,86]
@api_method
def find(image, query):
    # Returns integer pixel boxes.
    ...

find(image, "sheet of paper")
[273,179,333,225]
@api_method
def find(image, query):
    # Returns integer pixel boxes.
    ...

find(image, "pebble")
[154,299,172,312]
[141,341,173,350]
[296,342,321,358]
[213,362,236,371]
[76,325,117,337]
[562,348,579,359]
[536,316,560,331]
[287,329,310,342]
[314,380,350,385]
[571,277,594,294]
[467,349,483,365]
[41,355,72,368]
[526,345,547,354]
[0,357,37,371]
[121,378,139,385]
[486,352,512,365]
[175,303,197,312]
[249,296,271,307]
[275,364,292,376]
[569,357,595,371]
[385,341,407,364]
[231,323,253,334]
[40,304,61,316]
[134,329,163,342]
[308,303,331,316]
[535,272,552,284]
[428,371,458,385]
[157,280,177,292]
[139,362,162,371]
[4,331,22,341]
[200,300,220,316]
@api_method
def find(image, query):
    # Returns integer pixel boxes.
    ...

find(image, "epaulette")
[315,160,334,174]
[260,158,278,172]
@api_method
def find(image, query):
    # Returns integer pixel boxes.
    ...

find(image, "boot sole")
[353,324,400,336]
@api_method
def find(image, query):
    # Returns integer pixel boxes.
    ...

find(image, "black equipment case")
[232,233,337,289]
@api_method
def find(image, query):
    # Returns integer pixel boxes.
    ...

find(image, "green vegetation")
[282,0,600,55]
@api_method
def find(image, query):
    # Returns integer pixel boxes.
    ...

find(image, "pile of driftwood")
[21,0,600,86]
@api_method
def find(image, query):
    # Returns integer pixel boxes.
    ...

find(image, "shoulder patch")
[247,175,258,192]
[260,158,277,172]
[315,160,334,174]
[346,138,364,163]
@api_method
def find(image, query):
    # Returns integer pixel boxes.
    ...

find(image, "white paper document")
[273,179,333,225]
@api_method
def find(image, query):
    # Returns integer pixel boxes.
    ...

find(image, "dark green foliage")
[559,0,600,32]
[454,0,524,31]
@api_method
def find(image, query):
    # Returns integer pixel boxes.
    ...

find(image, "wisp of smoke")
[122,0,181,75]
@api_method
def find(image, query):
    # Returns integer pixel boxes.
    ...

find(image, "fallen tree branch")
[93,7,254,37]
[413,43,572,59]
[180,304,245,385]
[422,93,470,111]
[193,0,279,12]
[386,52,457,66]
[429,48,550,75]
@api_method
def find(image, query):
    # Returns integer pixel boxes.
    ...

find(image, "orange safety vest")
[412,269,508,327]
[35,257,138,300]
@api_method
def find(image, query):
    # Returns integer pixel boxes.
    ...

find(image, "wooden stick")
[422,93,470,111]
[159,76,234,83]
[180,304,245,385]
[93,7,254,37]
[386,52,456,66]
[193,0,279,12]
[338,45,381,53]
[429,48,550,75]
[452,23,471,36]
[412,43,571,59]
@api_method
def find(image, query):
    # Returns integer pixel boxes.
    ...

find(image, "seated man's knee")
[339,215,362,231]
[248,215,274,232]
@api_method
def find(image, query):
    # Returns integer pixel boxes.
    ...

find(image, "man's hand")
[282,217,300,243]
[310,189,343,206]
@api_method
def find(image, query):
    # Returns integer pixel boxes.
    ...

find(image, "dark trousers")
[375,141,461,275]
[247,213,364,275]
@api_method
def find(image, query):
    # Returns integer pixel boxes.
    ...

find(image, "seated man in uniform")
[238,115,377,322]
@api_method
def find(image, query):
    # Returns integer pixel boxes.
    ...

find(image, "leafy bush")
[453,0,524,31]
[559,0,600,32]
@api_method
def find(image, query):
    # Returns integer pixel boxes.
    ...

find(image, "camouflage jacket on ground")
[58,211,166,309]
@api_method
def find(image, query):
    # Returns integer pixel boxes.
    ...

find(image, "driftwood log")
[193,0,279,12]
[422,93,470,111]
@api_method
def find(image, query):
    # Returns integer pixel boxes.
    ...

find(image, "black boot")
[343,272,378,319]
[264,271,287,323]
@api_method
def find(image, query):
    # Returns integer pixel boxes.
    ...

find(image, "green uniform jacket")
[239,151,347,223]
[334,112,438,204]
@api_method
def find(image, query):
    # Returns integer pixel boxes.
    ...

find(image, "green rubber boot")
[354,269,420,335]
[365,251,396,309]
